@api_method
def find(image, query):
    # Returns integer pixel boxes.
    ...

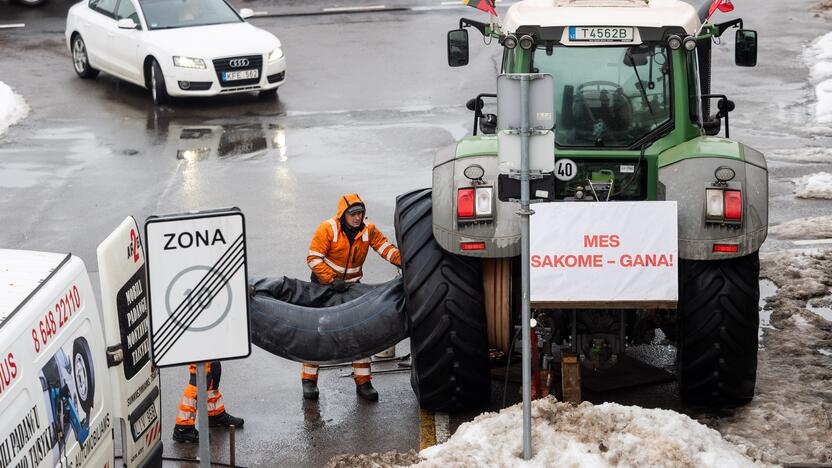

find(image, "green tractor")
[395,0,765,412]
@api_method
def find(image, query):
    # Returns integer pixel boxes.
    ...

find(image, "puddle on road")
[758,279,778,349]
[146,118,288,162]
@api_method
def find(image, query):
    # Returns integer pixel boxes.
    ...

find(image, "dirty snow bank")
[769,215,832,239]
[794,172,832,199]
[0,81,29,138]
[804,31,832,126]
[412,398,768,468]
[707,250,832,464]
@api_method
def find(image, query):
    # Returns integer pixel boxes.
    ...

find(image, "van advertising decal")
[116,268,150,380]
[0,333,109,468]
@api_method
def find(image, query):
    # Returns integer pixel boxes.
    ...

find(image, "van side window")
[90,0,119,17]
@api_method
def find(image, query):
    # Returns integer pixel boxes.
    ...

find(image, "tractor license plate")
[569,26,634,42]
[132,402,158,437]
[222,69,259,81]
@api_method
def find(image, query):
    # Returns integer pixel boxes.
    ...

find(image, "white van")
[0,218,162,468]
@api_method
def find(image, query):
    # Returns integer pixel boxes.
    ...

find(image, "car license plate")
[568,26,635,42]
[132,402,158,437]
[222,69,259,81]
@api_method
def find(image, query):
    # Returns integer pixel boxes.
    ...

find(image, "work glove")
[330,279,348,293]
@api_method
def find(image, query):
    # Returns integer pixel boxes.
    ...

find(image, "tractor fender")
[658,138,768,260]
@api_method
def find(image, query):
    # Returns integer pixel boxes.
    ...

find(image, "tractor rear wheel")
[677,252,759,407]
[395,188,490,412]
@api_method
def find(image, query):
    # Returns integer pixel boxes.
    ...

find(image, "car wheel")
[72,337,96,415]
[72,35,99,79]
[150,59,171,106]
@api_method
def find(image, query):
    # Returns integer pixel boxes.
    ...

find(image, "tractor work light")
[683,36,697,51]
[464,164,485,181]
[458,188,475,218]
[667,35,682,50]
[475,187,493,217]
[503,34,518,49]
[715,166,736,183]
[519,35,535,50]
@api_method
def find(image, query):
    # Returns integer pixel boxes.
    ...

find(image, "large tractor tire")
[395,189,491,412]
[677,251,759,407]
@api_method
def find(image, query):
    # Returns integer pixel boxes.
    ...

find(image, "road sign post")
[497,73,554,460]
[144,208,251,468]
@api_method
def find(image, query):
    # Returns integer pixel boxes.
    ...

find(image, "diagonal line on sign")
[154,234,243,342]
[153,254,245,362]
[152,248,245,356]
[153,238,244,353]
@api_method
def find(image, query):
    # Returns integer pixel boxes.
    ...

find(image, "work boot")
[356,381,379,401]
[172,425,199,443]
[209,411,245,428]
[302,379,319,400]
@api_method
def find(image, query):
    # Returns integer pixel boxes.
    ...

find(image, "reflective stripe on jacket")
[307,193,401,284]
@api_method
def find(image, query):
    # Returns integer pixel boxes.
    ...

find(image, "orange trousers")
[301,358,371,385]
[175,361,225,427]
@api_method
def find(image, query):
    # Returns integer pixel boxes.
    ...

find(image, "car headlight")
[268,48,283,63]
[173,56,206,69]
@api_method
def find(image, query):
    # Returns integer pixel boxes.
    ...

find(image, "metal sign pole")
[196,363,211,468]
[519,75,533,460]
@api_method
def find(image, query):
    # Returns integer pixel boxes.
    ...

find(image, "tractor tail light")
[474,187,493,217]
[705,189,724,219]
[457,188,475,218]
[724,190,742,220]
[713,244,739,253]
[460,242,486,251]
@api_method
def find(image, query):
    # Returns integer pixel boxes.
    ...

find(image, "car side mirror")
[735,29,757,67]
[447,29,469,67]
[117,18,138,29]
[239,8,254,19]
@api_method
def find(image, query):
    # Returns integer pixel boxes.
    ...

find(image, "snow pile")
[412,398,767,468]
[710,250,832,464]
[793,172,832,199]
[804,31,832,126]
[0,81,29,138]
[769,215,832,239]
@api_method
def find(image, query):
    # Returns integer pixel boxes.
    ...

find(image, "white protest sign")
[145,209,250,367]
[530,201,678,307]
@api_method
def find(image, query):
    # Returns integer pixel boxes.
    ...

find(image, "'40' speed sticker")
[555,158,577,181]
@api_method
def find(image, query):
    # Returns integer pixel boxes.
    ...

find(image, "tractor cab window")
[532,44,672,148]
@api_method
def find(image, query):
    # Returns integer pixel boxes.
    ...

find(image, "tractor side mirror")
[466,97,484,112]
[735,29,757,67]
[448,29,469,67]
[479,114,497,134]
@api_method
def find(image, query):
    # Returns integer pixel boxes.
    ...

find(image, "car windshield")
[532,44,672,148]
[140,0,241,30]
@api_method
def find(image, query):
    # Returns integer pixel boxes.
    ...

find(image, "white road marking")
[792,238,832,246]
[252,11,269,16]
[434,412,450,444]
[0,24,26,29]
[323,5,387,12]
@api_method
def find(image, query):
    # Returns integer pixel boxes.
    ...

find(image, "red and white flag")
[708,0,734,18]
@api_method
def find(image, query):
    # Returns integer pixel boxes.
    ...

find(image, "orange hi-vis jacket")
[307,194,401,284]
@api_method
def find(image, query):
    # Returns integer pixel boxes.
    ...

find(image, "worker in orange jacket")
[172,361,244,443]
[303,193,401,401]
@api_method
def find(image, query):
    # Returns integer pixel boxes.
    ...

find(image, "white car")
[65,0,286,105]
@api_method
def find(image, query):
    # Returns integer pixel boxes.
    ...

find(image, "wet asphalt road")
[1,0,831,466]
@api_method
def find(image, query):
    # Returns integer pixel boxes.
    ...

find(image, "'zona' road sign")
[145,208,250,367]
